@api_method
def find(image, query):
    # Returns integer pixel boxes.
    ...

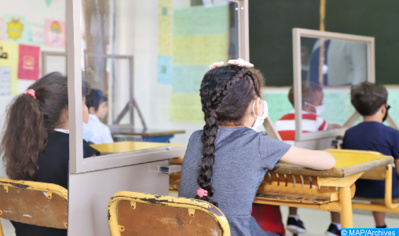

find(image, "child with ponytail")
[179,59,336,236]
[1,72,99,236]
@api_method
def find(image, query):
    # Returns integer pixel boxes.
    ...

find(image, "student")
[178,60,336,236]
[85,89,114,144]
[275,82,342,236]
[1,72,99,236]
[343,81,399,228]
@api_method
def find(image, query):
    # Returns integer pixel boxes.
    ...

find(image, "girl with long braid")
[179,59,336,236]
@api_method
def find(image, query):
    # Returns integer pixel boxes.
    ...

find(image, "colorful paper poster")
[158,55,172,84]
[169,5,229,122]
[4,15,28,42]
[171,65,208,93]
[0,67,11,95]
[0,17,4,41]
[173,5,228,37]
[28,23,45,45]
[18,44,40,80]
[45,19,65,48]
[170,94,203,123]
[0,41,19,94]
[45,0,53,7]
[172,35,228,66]
[158,0,172,56]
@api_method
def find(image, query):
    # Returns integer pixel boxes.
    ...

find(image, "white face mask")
[305,102,325,116]
[251,99,269,131]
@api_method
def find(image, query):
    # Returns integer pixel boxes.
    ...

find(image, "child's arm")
[395,159,399,177]
[280,146,336,170]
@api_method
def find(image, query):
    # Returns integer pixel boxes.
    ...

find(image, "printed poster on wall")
[0,41,19,95]
[0,67,11,95]
[18,44,40,80]
[45,19,65,48]
[28,23,45,45]
[4,15,28,43]
[0,17,4,41]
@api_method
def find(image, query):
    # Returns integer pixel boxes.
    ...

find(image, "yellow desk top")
[272,149,393,178]
[170,149,394,178]
[92,141,182,154]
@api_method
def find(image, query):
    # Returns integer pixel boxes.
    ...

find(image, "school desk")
[169,149,394,228]
[110,125,185,143]
[91,141,182,155]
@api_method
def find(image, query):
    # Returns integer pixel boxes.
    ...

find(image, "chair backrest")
[0,177,68,229]
[108,191,230,236]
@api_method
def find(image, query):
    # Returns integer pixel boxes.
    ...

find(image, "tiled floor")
[1,206,397,235]
[280,206,398,236]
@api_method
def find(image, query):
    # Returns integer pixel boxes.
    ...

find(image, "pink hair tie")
[197,187,208,198]
[24,89,36,99]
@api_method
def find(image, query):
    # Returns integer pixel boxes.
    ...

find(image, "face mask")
[251,99,269,131]
[82,122,94,142]
[383,105,391,122]
[305,102,325,116]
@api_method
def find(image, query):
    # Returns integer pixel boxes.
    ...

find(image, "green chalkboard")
[250,0,399,86]
[249,0,319,86]
[325,0,399,85]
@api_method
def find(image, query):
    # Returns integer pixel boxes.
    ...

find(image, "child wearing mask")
[343,81,399,228]
[275,82,342,236]
[179,59,336,236]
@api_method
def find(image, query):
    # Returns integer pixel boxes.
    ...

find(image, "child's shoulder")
[347,122,399,135]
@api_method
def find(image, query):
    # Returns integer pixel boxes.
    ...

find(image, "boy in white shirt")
[86,89,114,144]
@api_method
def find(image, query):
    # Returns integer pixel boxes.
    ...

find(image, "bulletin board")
[0,0,65,95]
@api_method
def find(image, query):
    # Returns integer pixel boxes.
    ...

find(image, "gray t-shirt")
[179,127,291,236]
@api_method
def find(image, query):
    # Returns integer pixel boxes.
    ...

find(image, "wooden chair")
[0,177,68,235]
[107,191,230,236]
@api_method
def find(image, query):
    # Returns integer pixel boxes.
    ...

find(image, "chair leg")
[0,219,4,236]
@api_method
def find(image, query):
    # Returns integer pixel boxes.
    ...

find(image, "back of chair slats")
[0,178,68,229]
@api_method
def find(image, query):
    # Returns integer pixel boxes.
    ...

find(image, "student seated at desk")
[0,72,99,236]
[343,81,399,228]
[274,82,343,236]
[85,89,114,144]
[179,59,336,236]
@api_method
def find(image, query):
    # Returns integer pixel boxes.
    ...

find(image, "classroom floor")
[0,206,397,235]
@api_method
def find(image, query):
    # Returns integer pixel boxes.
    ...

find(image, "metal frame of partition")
[41,51,67,76]
[66,0,249,174]
[83,52,147,129]
[292,28,380,142]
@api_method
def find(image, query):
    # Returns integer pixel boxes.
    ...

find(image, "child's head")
[350,81,388,117]
[1,72,90,180]
[288,82,324,114]
[196,64,264,205]
[86,89,108,120]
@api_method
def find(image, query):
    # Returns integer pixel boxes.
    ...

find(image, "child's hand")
[209,61,224,70]
[227,58,254,68]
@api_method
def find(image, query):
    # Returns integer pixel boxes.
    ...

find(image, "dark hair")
[86,89,107,111]
[288,81,322,107]
[350,81,387,116]
[1,72,90,180]
[197,64,263,206]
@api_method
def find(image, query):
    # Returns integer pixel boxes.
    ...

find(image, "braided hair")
[196,64,263,205]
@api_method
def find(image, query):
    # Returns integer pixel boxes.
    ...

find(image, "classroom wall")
[0,0,65,177]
